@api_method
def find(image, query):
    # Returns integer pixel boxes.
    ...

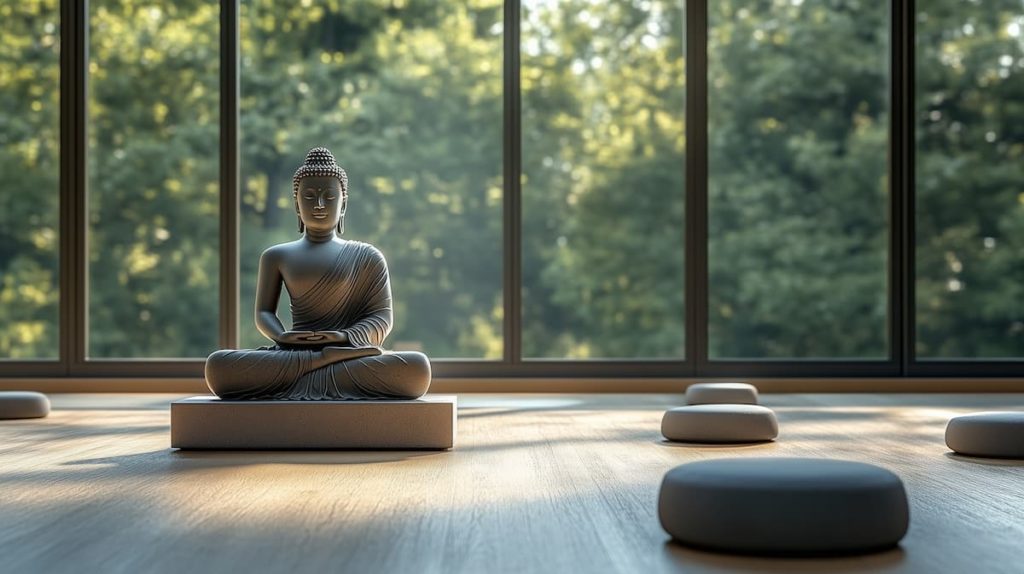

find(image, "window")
[915,1,1024,358]
[1,0,1021,377]
[239,1,504,359]
[521,0,686,359]
[87,0,220,358]
[707,0,889,359]
[0,1,60,359]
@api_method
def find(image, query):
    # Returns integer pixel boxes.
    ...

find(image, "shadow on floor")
[661,540,907,573]
[762,394,1024,410]
[0,449,445,485]
[657,439,777,450]
[771,408,890,421]
[457,394,682,418]
[51,405,170,412]
[72,448,445,468]
[0,422,168,438]
[943,452,1024,467]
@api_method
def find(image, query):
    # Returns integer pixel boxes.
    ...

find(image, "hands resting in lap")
[275,330,348,345]
[274,330,383,361]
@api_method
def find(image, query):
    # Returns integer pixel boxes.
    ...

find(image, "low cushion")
[945,411,1024,459]
[659,458,909,555]
[686,382,759,405]
[661,404,778,443]
[0,391,50,419]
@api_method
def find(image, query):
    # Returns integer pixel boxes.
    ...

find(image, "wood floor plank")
[0,393,1021,573]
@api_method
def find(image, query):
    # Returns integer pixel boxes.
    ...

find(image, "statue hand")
[313,331,349,345]
[275,330,321,346]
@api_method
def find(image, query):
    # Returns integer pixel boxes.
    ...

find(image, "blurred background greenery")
[0,0,60,358]
[0,0,1020,360]
[707,0,890,358]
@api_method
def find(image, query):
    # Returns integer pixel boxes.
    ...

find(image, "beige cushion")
[686,382,759,405]
[659,458,909,555]
[0,392,50,419]
[946,411,1024,459]
[662,404,778,443]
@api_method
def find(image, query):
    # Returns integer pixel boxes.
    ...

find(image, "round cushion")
[686,382,758,405]
[661,404,778,443]
[0,391,50,419]
[658,458,909,555]
[946,411,1024,458]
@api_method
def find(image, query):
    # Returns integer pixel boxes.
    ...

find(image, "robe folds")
[205,241,430,400]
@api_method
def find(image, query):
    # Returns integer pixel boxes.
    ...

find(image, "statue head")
[292,147,349,235]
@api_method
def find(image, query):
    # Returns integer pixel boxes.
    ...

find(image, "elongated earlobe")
[297,215,305,234]
[337,196,347,235]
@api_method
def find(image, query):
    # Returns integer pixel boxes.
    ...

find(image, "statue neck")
[303,228,337,243]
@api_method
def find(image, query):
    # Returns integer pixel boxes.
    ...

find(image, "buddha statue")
[205,147,431,400]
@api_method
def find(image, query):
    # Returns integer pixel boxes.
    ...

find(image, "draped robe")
[205,241,430,400]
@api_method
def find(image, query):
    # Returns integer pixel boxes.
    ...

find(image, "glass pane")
[521,0,686,359]
[0,1,60,359]
[915,2,1024,358]
[88,0,220,358]
[239,1,504,359]
[708,0,889,359]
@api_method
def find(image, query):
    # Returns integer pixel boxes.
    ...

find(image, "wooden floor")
[1,393,1022,573]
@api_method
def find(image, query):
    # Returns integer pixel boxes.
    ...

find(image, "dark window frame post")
[220,0,240,352]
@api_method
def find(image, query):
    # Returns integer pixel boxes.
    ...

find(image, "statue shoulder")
[259,241,300,267]
[343,240,388,266]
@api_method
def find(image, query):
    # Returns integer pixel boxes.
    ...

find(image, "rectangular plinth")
[170,395,456,450]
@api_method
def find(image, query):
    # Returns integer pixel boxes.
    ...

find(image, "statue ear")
[294,195,304,233]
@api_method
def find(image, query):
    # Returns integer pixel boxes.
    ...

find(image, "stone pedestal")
[170,395,456,450]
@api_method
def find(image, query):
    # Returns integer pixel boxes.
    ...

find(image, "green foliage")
[707,0,890,357]
[0,0,60,358]
[914,0,1024,357]
[87,0,220,357]
[0,0,1020,360]
[521,0,686,358]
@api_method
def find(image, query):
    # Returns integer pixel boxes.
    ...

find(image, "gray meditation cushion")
[0,391,50,419]
[945,411,1024,458]
[685,382,758,405]
[662,404,778,443]
[659,458,909,555]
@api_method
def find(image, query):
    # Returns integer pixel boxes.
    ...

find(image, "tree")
[0,0,60,358]
[1,0,1020,361]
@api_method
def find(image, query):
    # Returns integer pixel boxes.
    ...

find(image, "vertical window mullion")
[892,0,915,374]
[504,0,522,365]
[59,0,88,374]
[687,0,708,375]
[220,0,240,351]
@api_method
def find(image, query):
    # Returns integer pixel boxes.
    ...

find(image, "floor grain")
[0,393,1022,573]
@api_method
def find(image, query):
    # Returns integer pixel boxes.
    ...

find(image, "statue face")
[295,176,345,233]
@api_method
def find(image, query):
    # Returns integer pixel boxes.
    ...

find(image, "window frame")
[1,0,1021,379]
